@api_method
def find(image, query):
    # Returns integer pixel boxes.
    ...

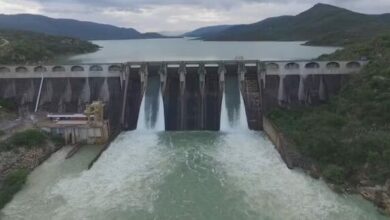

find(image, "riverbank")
[0,107,65,209]
[266,35,390,215]
[264,115,390,215]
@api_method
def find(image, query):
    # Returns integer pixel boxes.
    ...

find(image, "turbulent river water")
[1,40,388,219]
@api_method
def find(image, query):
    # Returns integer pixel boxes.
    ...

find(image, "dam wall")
[161,63,223,131]
[0,60,366,131]
[261,61,363,114]
[0,64,123,131]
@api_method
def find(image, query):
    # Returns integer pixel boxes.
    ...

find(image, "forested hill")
[269,35,390,208]
[0,14,167,40]
[0,29,99,64]
[183,25,234,38]
[201,3,390,46]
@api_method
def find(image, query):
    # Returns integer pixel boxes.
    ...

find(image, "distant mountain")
[201,4,390,45]
[159,31,188,37]
[183,25,234,38]
[0,14,167,40]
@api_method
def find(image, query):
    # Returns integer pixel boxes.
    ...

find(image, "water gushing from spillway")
[220,93,229,130]
[1,75,387,220]
[220,75,248,131]
[237,91,248,130]
[155,90,165,131]
[136,76,165,131]
[136,95,147,130]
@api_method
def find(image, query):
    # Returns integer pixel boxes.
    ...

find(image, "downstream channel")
[0,76,387,220]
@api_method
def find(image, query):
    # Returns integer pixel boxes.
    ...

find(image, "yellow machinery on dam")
[40,101,110,145]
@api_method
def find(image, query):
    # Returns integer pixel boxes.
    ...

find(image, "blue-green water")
[62,38,339,63]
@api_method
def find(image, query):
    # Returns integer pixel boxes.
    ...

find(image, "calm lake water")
[1,39,388,220]
[61,38,339,63]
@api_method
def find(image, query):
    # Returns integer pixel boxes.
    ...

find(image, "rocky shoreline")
[263,116,390,216]
[0,124,64,210]
[0,142,61,182]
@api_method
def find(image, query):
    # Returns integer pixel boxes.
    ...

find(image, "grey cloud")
[33,0,390,14]
[3,0,389,32]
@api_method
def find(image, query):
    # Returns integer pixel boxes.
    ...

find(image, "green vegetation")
[0,98,17,111]
[0,29,99,64]
[0,169,29,209]
[0,130,64,209]
[0,14,168,40]
[204,4,390,46]
[269,35,390,185]
[8,129,47,148]
[0,129,65,152]
[0,129,47,152]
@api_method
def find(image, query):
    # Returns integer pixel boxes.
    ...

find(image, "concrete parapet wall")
[0,64,122,78]
[264,60,367,75]
[0,60,366,78]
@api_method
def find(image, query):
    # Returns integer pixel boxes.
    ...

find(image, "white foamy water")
[136,95,147,131]
[237,92,249,131]
[47,132,172,219]
[220,91,248,132]
[2,133,386,220]
[137,77,165,132]
[212,132,388,220]
[212,77,386,219]
[0,146,101,220]
[220,93,230,131]
[155,90,165,131]
[220,75,248,132]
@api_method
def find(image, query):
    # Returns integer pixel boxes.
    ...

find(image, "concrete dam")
[0,60,366,132]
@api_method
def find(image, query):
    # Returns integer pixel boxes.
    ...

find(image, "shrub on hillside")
[8,129,47,148]
[268,34,390,186]
[323,165,347,184]
[0,99,17,111]
[0,169,29,209]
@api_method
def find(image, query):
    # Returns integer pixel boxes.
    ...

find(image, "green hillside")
[204,4,390,46]
[0,14,168,40]
[183,25,234,38]
[0,29,99,64]
[269,35,390,186]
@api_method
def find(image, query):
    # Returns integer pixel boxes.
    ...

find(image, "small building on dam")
[39,101,110,145]
[0,60,366,143]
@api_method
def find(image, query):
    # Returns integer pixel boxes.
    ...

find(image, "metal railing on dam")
[0,60,367,131]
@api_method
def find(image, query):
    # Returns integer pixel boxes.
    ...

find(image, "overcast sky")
[0,0,389,33]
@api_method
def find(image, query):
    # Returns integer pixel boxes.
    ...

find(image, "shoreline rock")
[0,142,61,180]
[358,180,390,216]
